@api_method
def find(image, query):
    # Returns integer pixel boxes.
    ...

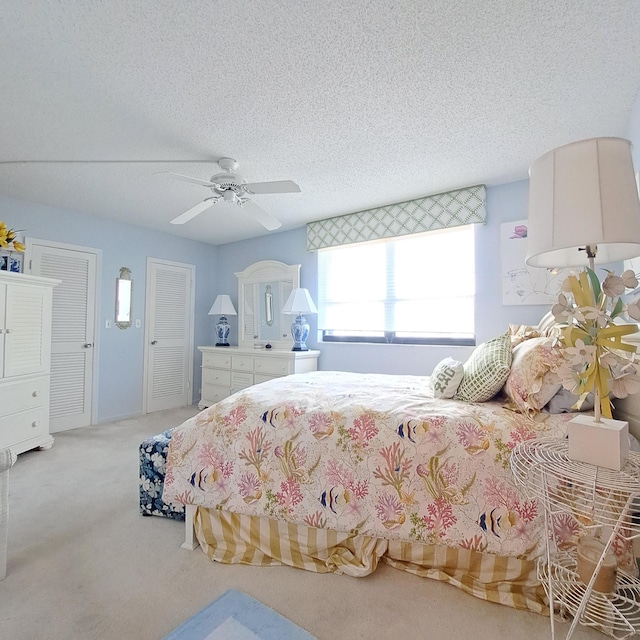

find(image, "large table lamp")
[526,137,640,270]
[282,288,317,351]
[208,294,237,347]
[526,136,640,470]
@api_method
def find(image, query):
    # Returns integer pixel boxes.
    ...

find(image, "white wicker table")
[511,437,640,639]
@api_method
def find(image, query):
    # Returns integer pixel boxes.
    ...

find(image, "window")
[317,226,475,345]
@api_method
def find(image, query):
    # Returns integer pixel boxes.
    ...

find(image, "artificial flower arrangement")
[0,222,25,253]
[552,268,640,422]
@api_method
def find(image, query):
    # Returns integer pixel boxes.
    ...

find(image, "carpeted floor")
[0,406,605,639]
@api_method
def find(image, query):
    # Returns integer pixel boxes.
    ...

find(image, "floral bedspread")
[164,371,576,559]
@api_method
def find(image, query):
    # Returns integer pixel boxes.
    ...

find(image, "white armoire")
[0,271,59,455]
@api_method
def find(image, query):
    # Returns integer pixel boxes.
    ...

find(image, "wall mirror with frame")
[235,260,300,350]
[115,267,132,329]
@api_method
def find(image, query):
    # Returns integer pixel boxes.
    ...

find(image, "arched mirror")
[235,260,300,350]
[115,267,132,330]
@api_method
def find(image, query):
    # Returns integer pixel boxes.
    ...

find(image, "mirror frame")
[115,267,133,330]
[235,260,300,349]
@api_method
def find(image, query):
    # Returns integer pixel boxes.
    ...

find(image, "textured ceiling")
[1,1,640,245]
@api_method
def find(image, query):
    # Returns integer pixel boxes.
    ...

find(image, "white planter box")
[568,415,629,470]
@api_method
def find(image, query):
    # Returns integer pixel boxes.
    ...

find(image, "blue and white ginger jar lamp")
[282,288,318,351]
[208,294,237,347]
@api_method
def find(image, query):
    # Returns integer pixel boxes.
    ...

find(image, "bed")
[162,326,631,614]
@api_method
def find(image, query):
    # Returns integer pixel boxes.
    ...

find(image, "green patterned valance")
[306,184,486,251]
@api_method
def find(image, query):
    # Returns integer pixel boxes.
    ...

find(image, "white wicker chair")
[0,448,17,580]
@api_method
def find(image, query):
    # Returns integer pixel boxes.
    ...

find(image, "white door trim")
[142,257,195,414]
[24,237,102,426]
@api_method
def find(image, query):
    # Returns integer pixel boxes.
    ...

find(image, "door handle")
[151,340,158,345]
[84,343,93,348]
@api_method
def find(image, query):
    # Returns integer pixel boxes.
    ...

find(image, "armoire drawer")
[254,357,291,377]
[0,406,48,449]
[202,368,231,387]
[0,376,49,418]
[202,352,232,369]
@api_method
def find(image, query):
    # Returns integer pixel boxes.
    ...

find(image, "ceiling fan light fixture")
[165,157,297,229]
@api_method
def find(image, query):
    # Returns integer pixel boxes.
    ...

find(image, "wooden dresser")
[0,272,59,455]
[197,346,320,409]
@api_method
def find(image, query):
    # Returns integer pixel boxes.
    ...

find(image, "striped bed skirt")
[194,507,546,614]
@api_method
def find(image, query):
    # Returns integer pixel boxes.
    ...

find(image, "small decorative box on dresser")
[0,272,59,455]
[198,346,320,409]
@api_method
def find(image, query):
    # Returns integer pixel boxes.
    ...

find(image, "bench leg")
[181,504,198,550]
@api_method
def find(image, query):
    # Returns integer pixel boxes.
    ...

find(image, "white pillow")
[429,358,464,398]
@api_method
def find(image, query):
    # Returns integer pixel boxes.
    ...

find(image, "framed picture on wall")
[501,220,570,305]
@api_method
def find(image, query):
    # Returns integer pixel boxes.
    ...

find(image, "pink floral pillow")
[503,337,563,416]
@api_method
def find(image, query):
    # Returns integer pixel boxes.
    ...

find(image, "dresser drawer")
[231,372,253,389]
[0,406,47,449]
[232,355,254,372]
[0,376,49,417]
[200,384,230,407]
[202,352,232,369]
[202,368,231,387]
[254,357,292,377]
[254,373,279,385]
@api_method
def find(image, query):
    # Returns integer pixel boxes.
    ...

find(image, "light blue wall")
[627,87,640,166]
[9,104,640,422]
[0,195,218,422]
[216,180,546,375]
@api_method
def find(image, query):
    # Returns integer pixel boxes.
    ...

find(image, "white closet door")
[28,242,97,432]
[144,259,194,413]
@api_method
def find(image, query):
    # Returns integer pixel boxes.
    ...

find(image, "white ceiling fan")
[159,158,300,230]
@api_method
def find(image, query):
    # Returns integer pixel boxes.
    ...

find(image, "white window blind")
[318,226,475,343]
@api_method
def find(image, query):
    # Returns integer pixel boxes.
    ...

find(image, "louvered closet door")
[144,259,194,413]
[29,243,97,432]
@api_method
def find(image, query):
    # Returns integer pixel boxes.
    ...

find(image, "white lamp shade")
[282,288,318,315]
[208,294,237,316]
[526,137,640,268]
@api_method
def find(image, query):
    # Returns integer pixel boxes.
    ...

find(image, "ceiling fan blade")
[243,180,301,195]
[170,198,216,225]
[156,171,217,187]
[242,202,282,231]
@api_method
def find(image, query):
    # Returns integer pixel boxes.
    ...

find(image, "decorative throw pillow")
[545,388,594,414]
[503,337,563,416]
[455,333,513,402]
[508,323,541,347]
[429,358,464,398]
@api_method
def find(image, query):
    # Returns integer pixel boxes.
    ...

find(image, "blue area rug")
[163,589,317,640]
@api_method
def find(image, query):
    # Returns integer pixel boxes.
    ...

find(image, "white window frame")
[317,226,476,346]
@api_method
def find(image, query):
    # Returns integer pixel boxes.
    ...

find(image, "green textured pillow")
[455,333,512,402]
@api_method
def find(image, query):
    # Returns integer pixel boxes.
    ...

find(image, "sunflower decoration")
[0,223,25,253]
[551,268,640,422]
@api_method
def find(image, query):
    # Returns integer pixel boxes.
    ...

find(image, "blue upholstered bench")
[139,429,185,521]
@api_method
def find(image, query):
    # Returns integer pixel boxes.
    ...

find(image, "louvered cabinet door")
[3,282,52,377]
[30,244,97,432]
[144,260,194,413]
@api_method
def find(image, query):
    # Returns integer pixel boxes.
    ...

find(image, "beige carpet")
[0,407,605,639]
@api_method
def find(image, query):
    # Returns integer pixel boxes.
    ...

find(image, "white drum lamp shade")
[282,288,318,351]
[526,137,640,268]
[208,295,237,347]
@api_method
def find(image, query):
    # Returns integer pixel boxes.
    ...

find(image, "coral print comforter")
[164,371,575,559]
